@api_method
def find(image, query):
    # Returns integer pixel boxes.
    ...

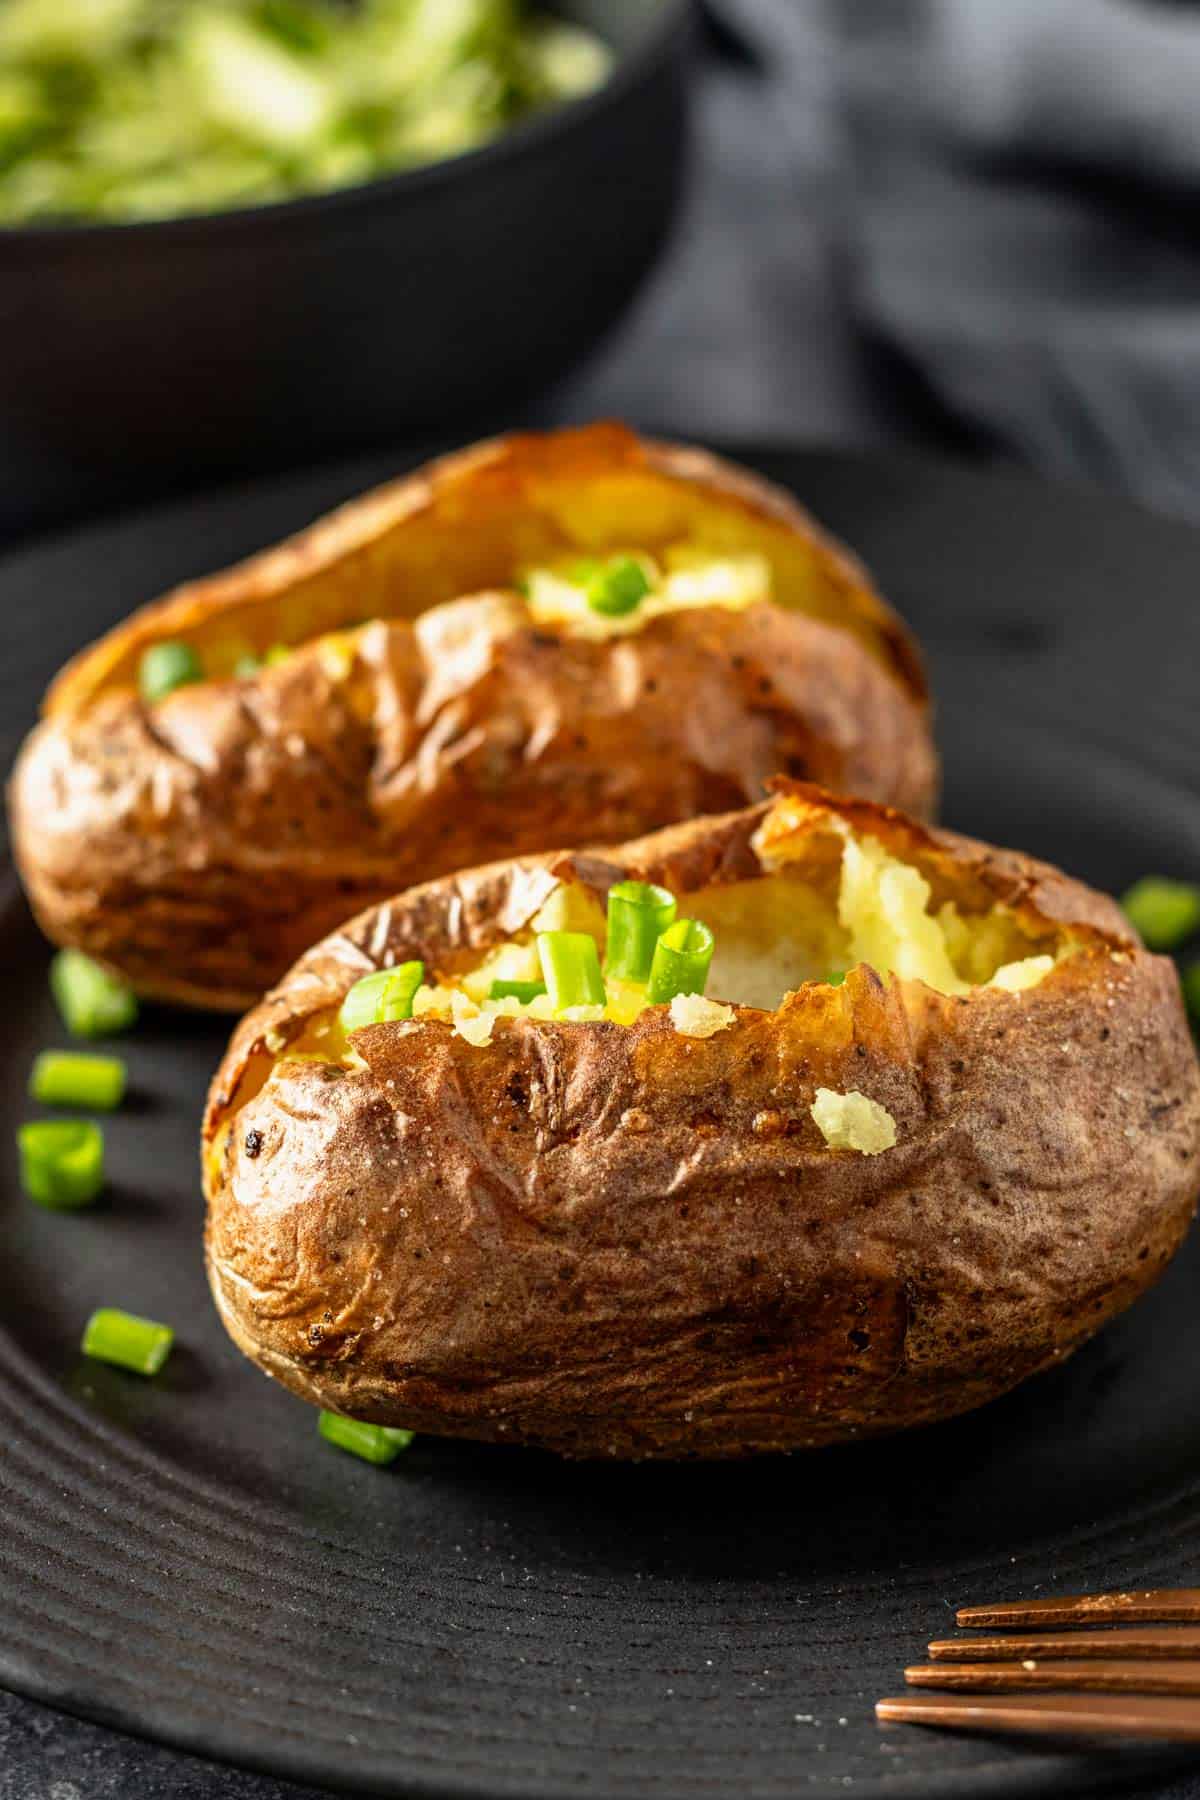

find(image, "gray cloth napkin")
[558,0,882,443]
[835,0,1200,518]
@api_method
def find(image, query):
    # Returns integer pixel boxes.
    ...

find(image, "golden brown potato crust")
[9,425,936,1010]
[203,785,1200,1459]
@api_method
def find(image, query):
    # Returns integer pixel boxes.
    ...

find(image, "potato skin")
[203,786,1200,1458]
[9,426,935,1010]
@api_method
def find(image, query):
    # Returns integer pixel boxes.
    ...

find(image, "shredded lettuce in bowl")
[0,0,612,224]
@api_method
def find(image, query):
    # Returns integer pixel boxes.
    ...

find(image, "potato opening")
[430,821,1064,1021]
[205,811,1077,1183]
[49,428,903,716]
[269,818,1073,1073]
[72,543,777,707]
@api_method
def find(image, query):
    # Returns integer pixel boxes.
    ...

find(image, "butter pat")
[810,1087,897,1155]
[669,993,734,1038]
[450,992,494,1046]
[988,955,1055,993]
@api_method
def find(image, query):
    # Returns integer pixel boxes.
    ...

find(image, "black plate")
[4,446,1200,1800]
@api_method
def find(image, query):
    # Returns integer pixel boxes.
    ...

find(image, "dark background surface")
[6,3,1200,1796]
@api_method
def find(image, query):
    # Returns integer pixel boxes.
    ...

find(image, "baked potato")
[9,424,935,1012]
[202,781,1200,1459]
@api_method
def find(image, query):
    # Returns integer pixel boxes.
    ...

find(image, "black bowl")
[0,0,693,540]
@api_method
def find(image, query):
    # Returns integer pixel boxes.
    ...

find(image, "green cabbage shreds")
[0,0,613,225]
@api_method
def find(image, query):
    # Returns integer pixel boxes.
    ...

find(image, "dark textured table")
[2,5,1196,1797]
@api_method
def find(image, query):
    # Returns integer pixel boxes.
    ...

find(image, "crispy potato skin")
[9,426,936,1010]
[203,785,1200,1459]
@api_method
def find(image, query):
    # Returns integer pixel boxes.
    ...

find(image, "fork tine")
[957,1590,1200,1628]
[906,1660,1200,1696]
[929,1626,1200,1662]
[876,1691,1200,1742]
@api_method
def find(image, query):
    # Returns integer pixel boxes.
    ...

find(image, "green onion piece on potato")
[585,555,654,617]
[488,978,547,1004]
[138,640,202,703]
[537,931,606,1012]
[605,880,677,983]
[338,963,424,1035]
[647,918,715,1004]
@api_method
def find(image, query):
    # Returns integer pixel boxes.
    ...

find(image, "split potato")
[202,782,1200,1458]
[9,424,935,1011]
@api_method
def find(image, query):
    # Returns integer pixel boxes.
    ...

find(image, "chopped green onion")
[264,644,292,666]
[318,1410,413,1465]
[605,880,677,982]
[489,978,547,1004]
[234,652,261,677]
[18,1120,105,1209]
[1120,877,1200,951]
[138,640,202,703]
[81,1307,173,1375]
[338,962,424,1034]
[586,555,654,617]
[826,970,847,987]
[647,918,715,1004]
[29,1050,126,1111]
[1182,960,1200,1027]
[537,931,606,1013]
[50,950,138,1039]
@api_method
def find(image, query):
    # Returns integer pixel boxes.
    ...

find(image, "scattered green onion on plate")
[50,949,138,1039]
[318,1410,413,1465]
[81,1307,174,1375]
[1120,876,1200,951]
[29,1049,126,1111]
[18,1119,105,1208]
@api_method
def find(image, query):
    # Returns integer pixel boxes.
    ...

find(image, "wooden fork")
[877,1589,1200,1742]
